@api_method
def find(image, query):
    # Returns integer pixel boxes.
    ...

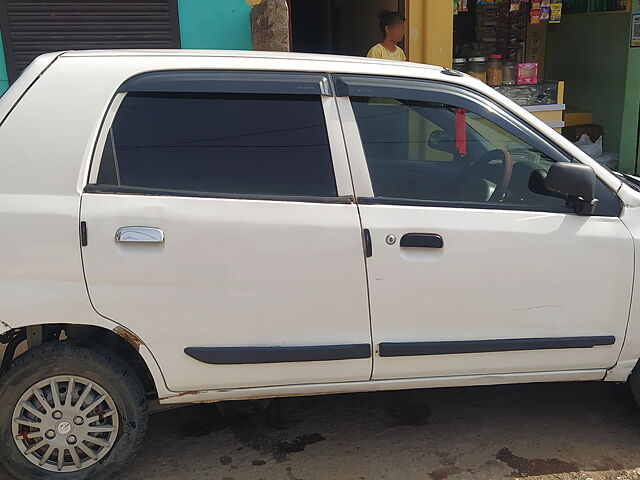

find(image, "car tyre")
[629,362,640,409]
[0,342,148,480]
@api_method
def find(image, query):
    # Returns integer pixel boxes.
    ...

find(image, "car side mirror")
[428,130,456,154]
[545,162,598,215]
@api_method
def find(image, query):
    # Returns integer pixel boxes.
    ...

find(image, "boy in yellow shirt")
[367,10,407,61]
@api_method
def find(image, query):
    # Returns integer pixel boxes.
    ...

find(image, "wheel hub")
[56,420,72,435]
[12,375,119,473]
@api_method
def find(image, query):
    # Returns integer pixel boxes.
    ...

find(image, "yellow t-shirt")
[367,43,407,61]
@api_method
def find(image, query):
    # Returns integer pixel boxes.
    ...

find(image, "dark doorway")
[289,0,403,58]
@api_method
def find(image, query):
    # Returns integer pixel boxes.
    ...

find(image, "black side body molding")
[185,344,372,365]
[379,336,616,357]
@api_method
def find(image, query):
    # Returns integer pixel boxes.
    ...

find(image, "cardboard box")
[562,124,603,143]
[564,109,593,127]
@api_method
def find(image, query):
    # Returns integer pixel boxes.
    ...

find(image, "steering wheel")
[461,149,514,203]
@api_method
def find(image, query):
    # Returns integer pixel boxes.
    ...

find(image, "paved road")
[121,381,640,480]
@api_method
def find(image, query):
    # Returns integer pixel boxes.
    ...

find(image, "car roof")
[60,49,441,69]
[58,49,447,80]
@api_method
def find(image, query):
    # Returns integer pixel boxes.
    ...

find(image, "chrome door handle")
[115,227,164,244]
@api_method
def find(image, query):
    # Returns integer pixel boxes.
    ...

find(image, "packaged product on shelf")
[454,0,469,14]
[540,6,550,20]
[469,56,488,83]
[530,8,541,22]
[550,1,562,23]
[453,57,469,73]
[487,54,504,86]
[516,62,538,84]
[503,61,517,85]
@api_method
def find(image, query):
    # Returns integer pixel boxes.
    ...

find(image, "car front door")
[80,71,372,392]
[336,74,633,381]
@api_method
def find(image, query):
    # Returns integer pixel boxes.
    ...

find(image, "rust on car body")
[159,390,208,402]
[113,326,143,351]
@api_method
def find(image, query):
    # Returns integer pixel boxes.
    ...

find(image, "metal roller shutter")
[0,0,180,82]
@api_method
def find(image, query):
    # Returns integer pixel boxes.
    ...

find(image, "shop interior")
[452,0,630,169]
[288,0,634,171]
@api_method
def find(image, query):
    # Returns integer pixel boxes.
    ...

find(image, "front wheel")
[0,343,148,480]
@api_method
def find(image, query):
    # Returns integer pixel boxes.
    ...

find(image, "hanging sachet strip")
[455,108,467,156]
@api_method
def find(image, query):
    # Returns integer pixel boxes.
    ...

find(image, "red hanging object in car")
[456,108,467,156]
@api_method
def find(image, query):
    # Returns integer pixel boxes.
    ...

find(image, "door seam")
[78,194,172,391]
[613,215,637,368]
[328,73,376,380]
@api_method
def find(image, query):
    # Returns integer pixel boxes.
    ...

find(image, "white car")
[1,50,640,480]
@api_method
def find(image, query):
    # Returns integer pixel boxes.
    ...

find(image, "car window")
[350,98,456,163]
[351,96,570,211]
[96,92,337,197]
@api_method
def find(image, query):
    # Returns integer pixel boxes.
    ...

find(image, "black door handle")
[400,233,444,249]
[363,229,372,258]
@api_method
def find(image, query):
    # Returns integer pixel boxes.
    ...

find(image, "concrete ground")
[121,381,640,480]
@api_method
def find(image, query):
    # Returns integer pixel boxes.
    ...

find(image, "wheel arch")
[0,323,163,401]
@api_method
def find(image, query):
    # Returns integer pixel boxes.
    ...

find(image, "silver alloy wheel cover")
[12,375,119,473]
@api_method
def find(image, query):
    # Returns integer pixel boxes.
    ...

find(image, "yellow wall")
[407,0,453,67]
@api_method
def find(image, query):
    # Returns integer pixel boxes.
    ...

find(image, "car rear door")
[80,71,373,392]
[335,74,633,381]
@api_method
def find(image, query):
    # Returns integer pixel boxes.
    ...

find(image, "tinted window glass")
[352,96,571,211]
[97,93,337,197]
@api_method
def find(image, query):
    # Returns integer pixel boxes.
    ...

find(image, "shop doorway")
[289,0,404,57]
